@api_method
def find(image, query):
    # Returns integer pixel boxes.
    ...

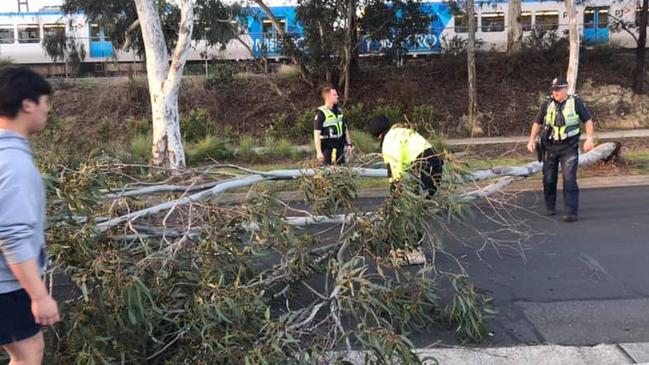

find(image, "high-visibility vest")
[544,96,581,141]
[382,125,432,182]
[317,106,344,140]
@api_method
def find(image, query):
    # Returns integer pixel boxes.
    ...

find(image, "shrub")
[130,133,152,162]
[350,130,379,154]
[408,104,443,134]
[181,108,211,142]
[237,135,257,162]
[205,63,238,89]
[263,136,294,159]
[295,110,315,137]
[97,117,113,143]
[186,135,233,164]
[127,118,151,137]
[372,104,403,124]
[344,103,366,131]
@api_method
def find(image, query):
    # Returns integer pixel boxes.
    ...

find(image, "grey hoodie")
[0,129,47,294]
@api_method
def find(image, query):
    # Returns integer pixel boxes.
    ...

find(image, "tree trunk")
[341,0,355,105]
[565,0,579,94]
[634,0,649,94]
[507,0,522,53]
[252,0,313,86]
[133,0,193,169]
[467,0,482,136]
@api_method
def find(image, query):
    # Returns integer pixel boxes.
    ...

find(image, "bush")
[372,104,403,124]
[408,104,443,135]
[267,112,290,139]
[344,103,366,131]
[186,135,233,164]
[181,108,211,142]
[127,118,151,137]
[205,63,238,89]
[295,110,315,137]
[350,130,379,154]
[263,136,294,159]
[237,135,257,162]
[97,117,113,143]
[130,133,152,162]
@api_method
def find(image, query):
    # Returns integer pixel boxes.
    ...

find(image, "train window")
[0,26,14,44]
[454,13,477,33]
[535,11,559,30]
[17,24,39,43]
[481,12,505,32]
[584,9,595,28]
[521,11,532,31]
[43,24,65,40]
[90,24,101,41]
[262,19,286,37]
[598,8,609,27]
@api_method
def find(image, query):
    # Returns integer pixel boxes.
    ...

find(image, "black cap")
[367,115,392,137]
[551,77,569,90]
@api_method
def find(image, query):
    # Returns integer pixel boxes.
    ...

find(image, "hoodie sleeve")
[0,162,40,265]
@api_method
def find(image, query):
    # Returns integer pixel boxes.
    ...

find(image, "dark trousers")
[322,144,345,165]
[542,141,579,215]
[389,148,444,197]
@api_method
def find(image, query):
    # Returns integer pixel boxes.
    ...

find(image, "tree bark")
[565,0,579,94]
[634,0,649,94]
[341,0,355,105]
[133,0,193,169]
[506,0,522,53]
[466,0,482,136]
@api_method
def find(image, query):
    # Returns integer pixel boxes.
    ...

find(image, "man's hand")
[527,139,536,153]
[583,137,594,153]
[32,295,60,326]
[344,145,354,160]
[317,152,324,163]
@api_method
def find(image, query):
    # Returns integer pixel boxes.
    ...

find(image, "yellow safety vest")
[544,96,581,141]
[382,125,432,182]
[318,106,344,140]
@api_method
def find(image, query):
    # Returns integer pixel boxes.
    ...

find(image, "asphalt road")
[414,185,649,347]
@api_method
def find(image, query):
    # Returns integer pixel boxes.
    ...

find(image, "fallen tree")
[43,142,617,363]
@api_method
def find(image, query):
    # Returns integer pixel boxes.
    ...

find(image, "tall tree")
[634,0,649,93]
[466,0,482,135]
[565,0,579,94]
[134,0,193,168]
[507,0,522,53]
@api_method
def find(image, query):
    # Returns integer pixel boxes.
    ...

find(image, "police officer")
[527,77,595,223]
[367,115,444,265]
[313,86,353,165]
[368,115,443,195]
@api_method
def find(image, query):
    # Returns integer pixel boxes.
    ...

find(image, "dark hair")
[321,85,335,99]
[0,67,52,119]
[367,115,392,137]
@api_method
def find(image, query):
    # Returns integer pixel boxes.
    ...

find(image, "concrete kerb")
[331,342,649,364]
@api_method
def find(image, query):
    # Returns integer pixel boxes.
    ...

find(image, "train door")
[583,7,609,45]
[89,24,112,58]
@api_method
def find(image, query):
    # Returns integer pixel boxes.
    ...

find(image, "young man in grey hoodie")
[0,67,59,365]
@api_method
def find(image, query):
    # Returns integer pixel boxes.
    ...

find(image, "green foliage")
[263,136,294,160]
[127,117,151,137]
[350,130,379,154]
[181,108,212,142]
[205,63,238,89]
[448,276,493,344]
[295,109,315,137]
[129,133,152,162]
[97,117,113,143]
[186,135,233,164]
[372,104,403,124]
[344,103,366,131]
[408,105,443,135]
[0,58,13,67]
[237,135,257,162]
[300,166,358,217]
[522,29,565,52]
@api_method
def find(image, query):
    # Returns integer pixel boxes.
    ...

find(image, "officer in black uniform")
[313,86,353,165]
[527,77,595,222]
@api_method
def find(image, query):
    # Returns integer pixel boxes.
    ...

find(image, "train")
[0,0,642,75]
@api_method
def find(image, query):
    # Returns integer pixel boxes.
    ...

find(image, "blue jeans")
[542,142,579,215]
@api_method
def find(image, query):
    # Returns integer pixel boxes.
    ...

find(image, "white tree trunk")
[507,0,522,53]
[133,0,194,169]
[565,0,579,94]
[466,0,482,136]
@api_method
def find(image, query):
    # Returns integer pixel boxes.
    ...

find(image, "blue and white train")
[0,0,642,73]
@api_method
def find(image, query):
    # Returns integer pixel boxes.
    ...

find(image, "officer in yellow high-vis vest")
[313,86,353,165]
[368,115,443,196]
[367,115,444,265]
[527,77,595,223]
